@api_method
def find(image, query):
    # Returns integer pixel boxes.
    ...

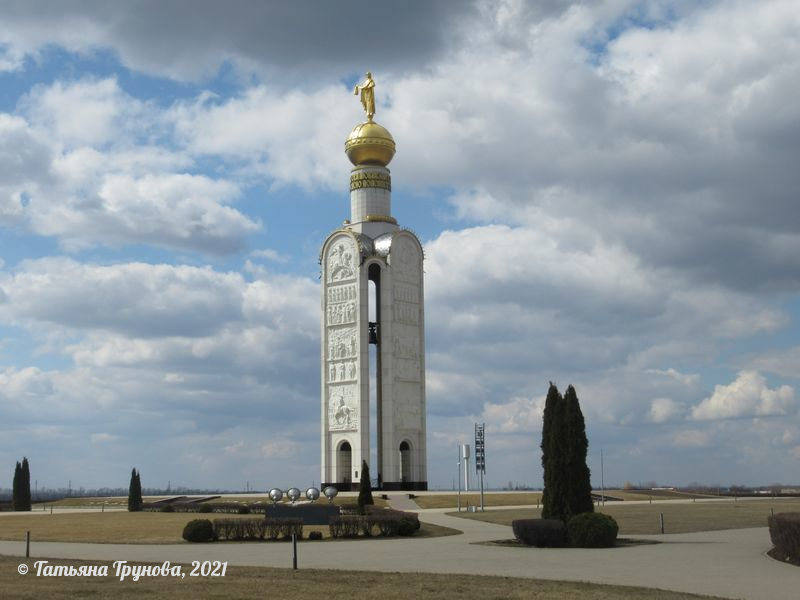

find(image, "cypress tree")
[21,457,31,511]
[128,468,143,512]
[541,383,568,521]
[12,461,22,511]
[357,460,374,512]
[563,385,593,518]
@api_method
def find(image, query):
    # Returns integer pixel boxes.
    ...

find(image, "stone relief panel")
[328,360,358,384]
[393,284,418,304]
[393,382,422,430]
[327,284,357,304]
[390,236,420,284]
[393,336,419,361]
[328,385,359,431]
[327,301,357,326]
[326,236,357,283]
[394,358,421,383]
[393,302,419,325]
[328,326,357,360]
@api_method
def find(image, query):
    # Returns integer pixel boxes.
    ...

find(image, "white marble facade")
[320,180,427,490]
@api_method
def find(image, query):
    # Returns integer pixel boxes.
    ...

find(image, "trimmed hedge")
[567,512,618,548]
[213,518,303,541]
[329,509,420,538]
[182,519,215,543]
[512,519,567,547]
[769,512,800,561]
[143,501,269,514]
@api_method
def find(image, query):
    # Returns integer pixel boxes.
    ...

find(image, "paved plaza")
[1,495,797,599]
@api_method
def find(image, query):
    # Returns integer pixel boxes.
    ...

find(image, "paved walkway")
[0,498,796,599]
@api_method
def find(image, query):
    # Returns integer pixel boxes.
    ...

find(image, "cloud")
[0,0,475,82]
[691,371,796,420]
[1,78,260,253]
[648,397,683,423]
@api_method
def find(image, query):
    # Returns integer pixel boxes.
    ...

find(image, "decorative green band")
[350,171,392,192]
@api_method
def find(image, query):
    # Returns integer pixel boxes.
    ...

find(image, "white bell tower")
[320,73,427,491]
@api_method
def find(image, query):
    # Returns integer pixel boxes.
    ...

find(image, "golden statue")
[353,71,376,122]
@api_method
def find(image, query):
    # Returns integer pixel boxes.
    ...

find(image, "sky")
[1,0,799,493]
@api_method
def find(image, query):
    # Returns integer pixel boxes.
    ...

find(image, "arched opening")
[337,441,352,486]
[399,441,411,484]
[368,263,382,488]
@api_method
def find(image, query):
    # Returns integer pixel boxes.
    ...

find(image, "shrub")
[308,530,323,541]
[512,519,567,547]
[198,503,213,513]
[214,518,265,541]
[237,504,251,514]
[160,504,175,513]
[398,517,417,536]
[183,519,215,543]
[567,512,618,548]
[769,512,800,561]
[329,515,363,538]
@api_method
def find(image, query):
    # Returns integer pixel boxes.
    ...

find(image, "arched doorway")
[338,441,352,486]
[399,441,411,484]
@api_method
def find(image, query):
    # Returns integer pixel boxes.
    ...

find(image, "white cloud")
[648,397,683,423]
[22,78,146,147]
[691,371,796,420]
[482,395,546,434]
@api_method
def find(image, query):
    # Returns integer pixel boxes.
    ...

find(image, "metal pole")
[659,513,664,534]
[292,533,297,569]
[600,448,605,507]
[480,469,485,512]
[26,531,30,558]
[457,447,462,512]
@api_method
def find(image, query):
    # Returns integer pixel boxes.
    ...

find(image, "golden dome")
[345,121,396,167]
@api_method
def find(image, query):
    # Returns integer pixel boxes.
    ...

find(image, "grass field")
[36,495,388,509]
[0,512,458,544]
[0,555,723,599]
[413,493,542,509]
[448,498,800,534]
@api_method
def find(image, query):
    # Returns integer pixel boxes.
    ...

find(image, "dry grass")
[413,493,542,509]
[0,513,260,544]
[40,495,388,508]
[449,498,800,534]
[0,512,458,544]
[0,555,723,599]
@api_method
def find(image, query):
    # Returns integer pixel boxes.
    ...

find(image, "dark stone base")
[321,482,358,492]
[321,481,428,492]
[265,503,340,525]
[381,481,428,491]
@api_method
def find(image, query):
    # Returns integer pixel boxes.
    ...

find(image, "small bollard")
[292,532,297,570]
[26,531,30,558]
[50,506,53,515]
[771,508,774,517]
[659,513,664,534]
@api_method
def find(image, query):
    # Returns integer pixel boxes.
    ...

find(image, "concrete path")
[1,505,797,599]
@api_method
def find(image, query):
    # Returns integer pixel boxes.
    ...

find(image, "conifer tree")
[20,457,31,511]
[128,468,143,512]
[563,385,593,518]
[357,460,374,511]
[541,383,568,520]
[12,461,22,511]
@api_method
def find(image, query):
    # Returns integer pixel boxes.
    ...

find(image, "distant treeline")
[0,486,262,502]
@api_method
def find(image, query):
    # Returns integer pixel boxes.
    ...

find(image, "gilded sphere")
[345,121,396,166]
